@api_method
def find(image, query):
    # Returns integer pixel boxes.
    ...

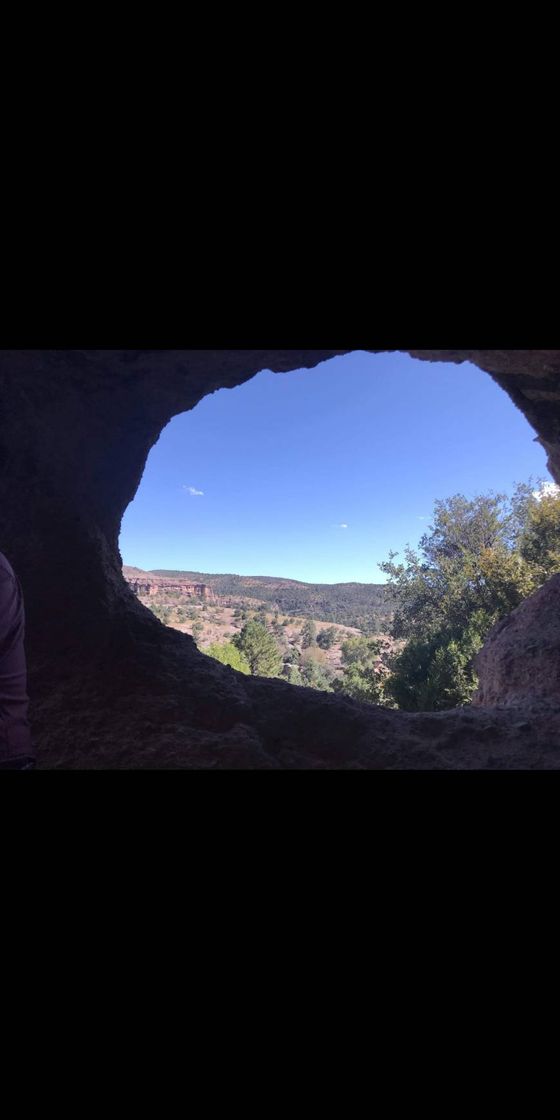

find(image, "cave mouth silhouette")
[4,348,557,768]
[118,350,549,712]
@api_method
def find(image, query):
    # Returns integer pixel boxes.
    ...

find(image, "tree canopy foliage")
[379,482,560,710]
[206,641,251,674]
[316,627,339,649]
[301,620,317,649]
[232,621,283,678]
[333,636,394,706]
[518,487,560,580]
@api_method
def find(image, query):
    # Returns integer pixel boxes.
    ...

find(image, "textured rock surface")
[2,347,560,768]
[473,574,560,709]
[124,574,212,599]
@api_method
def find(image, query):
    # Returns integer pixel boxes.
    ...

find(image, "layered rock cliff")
[123,567,212,599]
[2,348,560,768]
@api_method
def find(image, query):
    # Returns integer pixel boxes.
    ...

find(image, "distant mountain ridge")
[146,568,394,631]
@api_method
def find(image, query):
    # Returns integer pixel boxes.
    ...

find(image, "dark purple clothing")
[0,552,32,764]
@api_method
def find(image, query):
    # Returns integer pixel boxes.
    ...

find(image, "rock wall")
[2,348,560,768]
[124,575,212,599]
[473,574,560,710]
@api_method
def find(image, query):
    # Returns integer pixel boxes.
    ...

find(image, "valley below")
[123,565,397,692]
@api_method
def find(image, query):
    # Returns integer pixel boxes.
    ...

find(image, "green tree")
[206,641,251,674]
[232,621,283,677]
[301,620,317,649]
[378,485,558,711]
[283,664,304,686]
[385,624,484,711]
[317,627,338,650]
[519,485,560,581]
[298,646,334,692]
[300,662,334,691]
[333,636,394,706]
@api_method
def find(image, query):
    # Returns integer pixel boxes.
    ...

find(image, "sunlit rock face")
[124,572,213,599]
[473,574,560,710]
[2,348,560,769]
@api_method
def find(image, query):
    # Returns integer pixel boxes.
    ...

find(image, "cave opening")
[5,348,558,768]
[118,351,551,714]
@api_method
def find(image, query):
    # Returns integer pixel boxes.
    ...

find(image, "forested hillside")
[150,570,394,632]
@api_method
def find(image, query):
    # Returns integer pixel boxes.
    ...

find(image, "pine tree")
[301,620,317,649]
[232,621,283,677]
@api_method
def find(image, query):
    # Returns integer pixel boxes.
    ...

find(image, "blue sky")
[119,351,550,584]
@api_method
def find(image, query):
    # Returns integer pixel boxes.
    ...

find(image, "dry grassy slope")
[127,570,372,675]
[146,567,393,631]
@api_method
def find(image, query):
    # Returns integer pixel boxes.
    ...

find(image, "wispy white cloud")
[183,485,204,497]
[332,522,349,529]
[417,516,426,520]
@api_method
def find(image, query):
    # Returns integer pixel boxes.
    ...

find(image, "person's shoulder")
[0,553,16,581]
